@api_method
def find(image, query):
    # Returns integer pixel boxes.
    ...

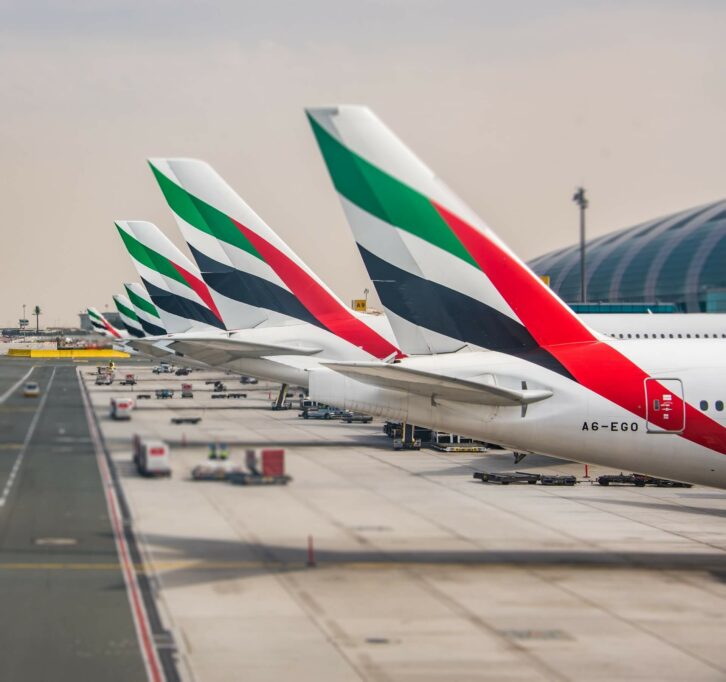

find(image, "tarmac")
[2,355,726,681]
[0,358,147,681]
[86,362,726,682]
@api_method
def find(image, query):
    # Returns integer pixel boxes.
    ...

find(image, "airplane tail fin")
[87,306,124,339]
[115,220,227,335]
[306,106,595,359]
[112,294,145,338]
[149,157,401,359]
[123,282,167,336]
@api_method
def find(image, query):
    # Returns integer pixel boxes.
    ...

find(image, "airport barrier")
[7,348,130,358]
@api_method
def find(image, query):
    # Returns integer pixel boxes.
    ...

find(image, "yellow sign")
[351,299,367,312]
[539,275,551,287]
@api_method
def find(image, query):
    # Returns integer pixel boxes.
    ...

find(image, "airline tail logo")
[150,158,402,359]
[116,221,226,331]
[113,294,144,338]
[87,307,122,339]
[124,283,166,336]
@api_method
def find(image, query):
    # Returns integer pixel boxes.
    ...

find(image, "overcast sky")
[1,0,724,327]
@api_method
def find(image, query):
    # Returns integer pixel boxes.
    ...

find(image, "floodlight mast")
[573,187,588,303]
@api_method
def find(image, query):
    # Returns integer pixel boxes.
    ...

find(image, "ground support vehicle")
[23,382,40,398]
[181,383,194,398]
[110,397,134,420]
[340,411,373,424]
[155,389,174,399]
[230,448,291,486]
[597,474,691,488]
[133,436,171,477]
[171,416,201,425]
[120,374,136,386]
[300,406,344,420]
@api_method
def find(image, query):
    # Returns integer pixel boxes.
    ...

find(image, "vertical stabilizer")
[115,220,227,334]
[124,282,167,336]
[306,105,594,359]
[87,307,124,339]
[112,294,144,338]
[149,158,401,359]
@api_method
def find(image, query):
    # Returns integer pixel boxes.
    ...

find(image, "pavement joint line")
[78,367,166,682]
[0,365,35,405]
[0,367,55,508]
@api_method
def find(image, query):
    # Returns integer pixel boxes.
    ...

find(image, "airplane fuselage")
[309,339,726,488]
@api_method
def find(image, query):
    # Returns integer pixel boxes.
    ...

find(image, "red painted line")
[230,217,404,359]
[77,369,164,682]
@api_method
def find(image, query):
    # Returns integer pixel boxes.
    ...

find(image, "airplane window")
[687,334,691,338]
[619,334,624,338]
[644,334,648,338]
[660,334,665,338]
[627,334,632,338]
[678,334,682,338]
[669,334,674,338]
[695,334,699,338]
[700,400,709,411]
[636,334,640,338]
[717,401,724,412]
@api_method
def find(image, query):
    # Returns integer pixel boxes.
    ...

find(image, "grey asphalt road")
[0,359,148,681]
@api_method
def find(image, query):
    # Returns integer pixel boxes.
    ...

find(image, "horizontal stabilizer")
[323,361,553,407]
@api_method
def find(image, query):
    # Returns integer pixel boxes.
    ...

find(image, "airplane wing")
[167,337,323,366]
[322,361,553,407]
[127,339,173,358]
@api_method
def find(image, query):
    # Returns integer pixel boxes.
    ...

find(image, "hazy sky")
[1,0,724,327]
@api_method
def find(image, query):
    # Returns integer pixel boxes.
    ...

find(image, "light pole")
[572,187,588,303]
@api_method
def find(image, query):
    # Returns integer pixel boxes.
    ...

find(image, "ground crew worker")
[208,442,217,460]
[219,443,229,460]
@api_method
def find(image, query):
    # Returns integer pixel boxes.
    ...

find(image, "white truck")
[133,436,171,477]
[110,397,134,420]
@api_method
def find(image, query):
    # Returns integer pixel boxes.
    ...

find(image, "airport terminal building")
[529,199,726,312]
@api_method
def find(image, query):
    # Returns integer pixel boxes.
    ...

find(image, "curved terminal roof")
[529,199,726,312]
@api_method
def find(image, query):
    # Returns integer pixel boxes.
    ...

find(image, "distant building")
[79,311,122,332]
[529,199,726,312]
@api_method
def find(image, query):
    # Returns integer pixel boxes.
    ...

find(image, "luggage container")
[110,397,134,420]
[231,448,291,485]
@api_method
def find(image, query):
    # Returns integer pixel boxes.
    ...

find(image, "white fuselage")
[309,339,726,488]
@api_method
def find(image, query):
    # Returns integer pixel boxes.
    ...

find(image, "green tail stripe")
[149,162,263,261]
[124,284,159,317]
[307,113,477,269]
[115,300,139,321]
[88,309,103,322]
[116,225,187,288]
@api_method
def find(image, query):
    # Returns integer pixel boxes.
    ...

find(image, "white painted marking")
[0,367,56,507]
[0,366,36,405]
[35,537,77,546]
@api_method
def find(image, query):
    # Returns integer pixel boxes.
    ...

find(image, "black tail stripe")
[142,279,226,330]
[188,245,325,330]
[358,245,573,379]
[137,317,166,337]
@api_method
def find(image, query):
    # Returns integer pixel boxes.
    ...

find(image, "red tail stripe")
[230,218,404,359]
[433,201,594,347]
[100,316,122,339]
[170,262,224,324]
[433,200,726,456]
